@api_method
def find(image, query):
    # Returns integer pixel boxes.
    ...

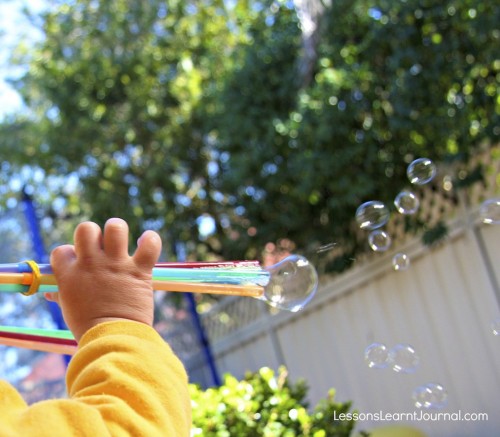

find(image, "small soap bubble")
[479,198,500,225]
[394,191,420,215]
[407,158,436,185]
[388,343,419,373]
[355,201,390,230]
[413,383,448,409]
[368,230,392,252]
[364,343,389,369]
[392,253,410,271]
[491,317,500,336]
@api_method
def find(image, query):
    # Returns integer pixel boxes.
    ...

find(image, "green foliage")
[0,0,498,268]
[190,366,357,436]
[421,220,449,247]
[215,0,499,268]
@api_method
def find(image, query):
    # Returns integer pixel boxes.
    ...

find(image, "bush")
[190,366,359,436]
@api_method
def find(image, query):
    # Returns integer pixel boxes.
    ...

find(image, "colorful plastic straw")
[0,255,318,310]
[0,326,77,355]
[0,260,269,298]
[0,256,319,354]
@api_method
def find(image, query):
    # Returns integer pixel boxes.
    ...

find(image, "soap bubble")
[407,158,436,185]
[355,201,390,230]
[263,255,318,312]
[479,198,500,225]
[364,343,389,369]
[392,253,410,271]
[394,191,420,215]
[368,230,392,252]
[413,383,448,409]
[388,343,419,373]
[491,317,500,336]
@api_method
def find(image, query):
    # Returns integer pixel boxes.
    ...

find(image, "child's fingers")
[74,221,103,258]
[50,244,77,274]
[103,218,129,258]
[134,230,162,269]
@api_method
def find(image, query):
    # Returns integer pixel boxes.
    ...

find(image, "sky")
[0,0,47,120]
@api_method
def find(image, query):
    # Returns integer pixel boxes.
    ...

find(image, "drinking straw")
[0,263,53,274]
[0,326,77,355]
[155,260,262,269]
[0,337,77,355]
[0,260,261,273]
[0,264,268,297]
[0,255,319,356]
[0,255,319,305]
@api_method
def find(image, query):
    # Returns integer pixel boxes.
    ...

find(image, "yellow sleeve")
[0,321,191,437]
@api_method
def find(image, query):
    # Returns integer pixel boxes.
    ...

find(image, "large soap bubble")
[262,255,318,312]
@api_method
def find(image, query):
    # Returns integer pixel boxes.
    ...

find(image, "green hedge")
[190,366,361,436]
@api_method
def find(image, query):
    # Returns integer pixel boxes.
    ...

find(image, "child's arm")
[0,219,191,436]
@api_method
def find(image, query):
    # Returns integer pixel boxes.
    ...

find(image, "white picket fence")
[194,146,500,437]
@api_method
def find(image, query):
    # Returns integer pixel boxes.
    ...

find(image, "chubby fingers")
[74,221,103,259]
[134,230,162,269]
[103,218,130,258]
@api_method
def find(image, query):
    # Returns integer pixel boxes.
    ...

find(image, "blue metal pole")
[21,189,70,365]
[175,242,221,387]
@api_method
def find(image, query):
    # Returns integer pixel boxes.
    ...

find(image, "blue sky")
[0,0,47,120]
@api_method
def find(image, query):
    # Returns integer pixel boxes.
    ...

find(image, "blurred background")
[0,0,499,435]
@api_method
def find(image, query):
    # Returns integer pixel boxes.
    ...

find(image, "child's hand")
[45,218,162,342]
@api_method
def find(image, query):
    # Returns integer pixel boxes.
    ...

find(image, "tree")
[1,0,498,272]
[215,0,499,270]
[3,0,263,259]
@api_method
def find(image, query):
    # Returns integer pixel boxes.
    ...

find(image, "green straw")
[0,325,75,339]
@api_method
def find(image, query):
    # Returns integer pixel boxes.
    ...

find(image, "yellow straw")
[0,273,57,286]
[152,280,264,297]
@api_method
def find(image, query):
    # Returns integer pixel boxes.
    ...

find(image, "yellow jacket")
[0,321,191,436]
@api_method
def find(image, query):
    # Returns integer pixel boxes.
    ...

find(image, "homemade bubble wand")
[0,255,318,355]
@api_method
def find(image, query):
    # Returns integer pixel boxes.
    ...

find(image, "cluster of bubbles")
[356,158,500,271]
[355,157,436,270]
[364,342,448,409]
[412,383,448,410]
[354,157,500,410]
[364,342,419,373]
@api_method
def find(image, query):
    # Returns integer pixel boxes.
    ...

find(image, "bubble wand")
[0,255,318,354]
